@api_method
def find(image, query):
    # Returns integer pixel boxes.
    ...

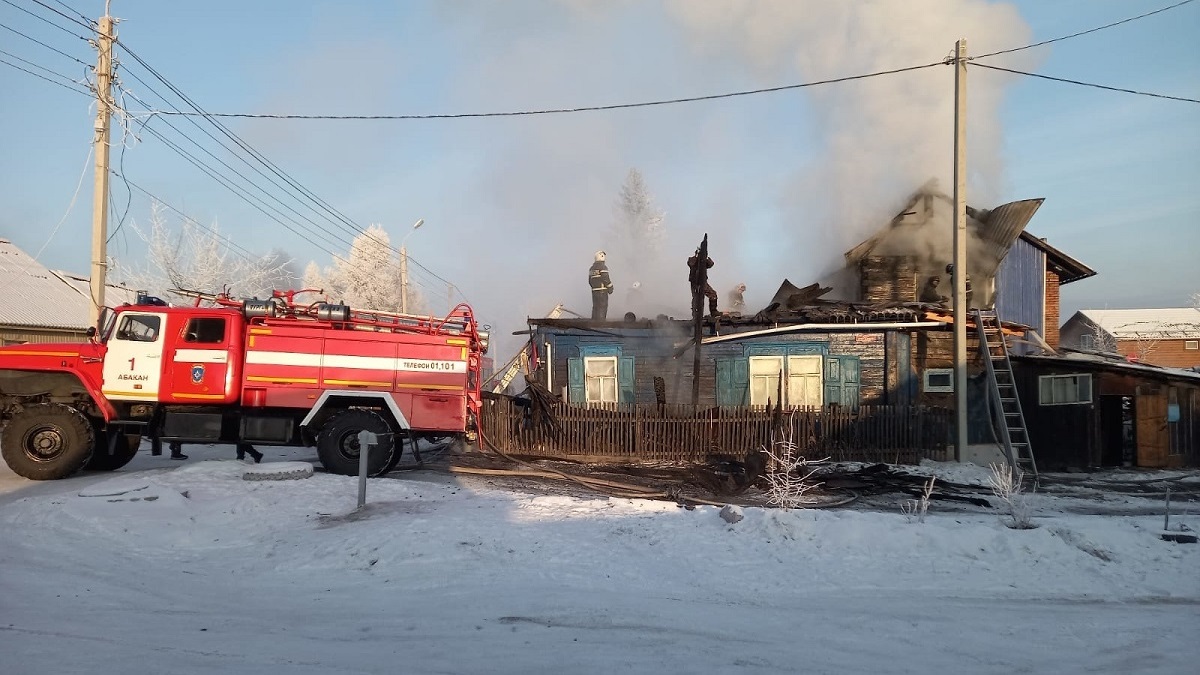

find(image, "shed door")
[1135,386,1169,468]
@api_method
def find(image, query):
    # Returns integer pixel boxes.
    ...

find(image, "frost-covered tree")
[611,168,666,273]
[304,225,428,314]
[117,202,293,302]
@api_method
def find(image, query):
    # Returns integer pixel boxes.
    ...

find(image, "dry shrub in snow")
[759,427,823,510]
[901,476,936,523]
[988,463,1036,529]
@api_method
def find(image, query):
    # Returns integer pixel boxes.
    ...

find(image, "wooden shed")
[1011,352,1200,469]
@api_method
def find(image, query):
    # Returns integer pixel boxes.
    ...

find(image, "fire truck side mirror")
[86,326,97,340]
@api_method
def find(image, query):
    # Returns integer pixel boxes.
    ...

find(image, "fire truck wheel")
[1,403,96,480]
[316,409,396,477]
[86,432,140,472]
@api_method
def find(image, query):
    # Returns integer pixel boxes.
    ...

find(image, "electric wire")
[143,61,947,121]
[971,62,1200,104]
[48,0,92,26]
[34,144,92,261]
[970,0,1196,60]
[121,80,367,254]
[122,1,1197,124]
[0,20,91,66]
[0,46,83,85]
[116,40,468,302]
[113,171,280,265]
[118,41,465,297]
[0,53,89,94]
[27,0,94,32]
[0,0,90,39]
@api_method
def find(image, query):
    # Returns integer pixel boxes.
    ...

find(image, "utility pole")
[399,245,410,314]
[952,38,968,462]
[89,6,115,328]
[691,233,708,406]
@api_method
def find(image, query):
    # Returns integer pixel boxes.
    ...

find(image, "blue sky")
[1,0,1197,345]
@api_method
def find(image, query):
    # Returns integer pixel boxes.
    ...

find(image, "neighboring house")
[1012,351,1200,469]
[1059,308,1200,369]
[0,238,138,345]
[994,233,1096,350]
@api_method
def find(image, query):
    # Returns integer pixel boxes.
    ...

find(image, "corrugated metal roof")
[0,239,138,331]
[1077,308,1200,340]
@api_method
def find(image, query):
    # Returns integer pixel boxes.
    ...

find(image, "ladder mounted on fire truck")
[486,304,568,394]
[173,287,484,343]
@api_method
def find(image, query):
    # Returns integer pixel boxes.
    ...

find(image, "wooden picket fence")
[479,399,951,465]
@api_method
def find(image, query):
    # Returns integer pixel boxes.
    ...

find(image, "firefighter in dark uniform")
[688,250,718,316]
[945,264,973,308]
[589,250,613,320]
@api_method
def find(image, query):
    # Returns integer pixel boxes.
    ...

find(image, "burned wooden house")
[488,185,1195,469]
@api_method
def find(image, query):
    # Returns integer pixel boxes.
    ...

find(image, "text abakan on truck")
[0,290,489,480]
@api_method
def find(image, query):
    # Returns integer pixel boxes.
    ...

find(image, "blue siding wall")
[995,238,1045,333]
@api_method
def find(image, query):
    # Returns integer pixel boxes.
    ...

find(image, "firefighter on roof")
[589,250,614,320]
[945,263,973,308]
[728,283,746,316]
[688,249,718,316]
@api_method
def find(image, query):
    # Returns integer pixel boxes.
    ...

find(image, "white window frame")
[1185,340,1198,350]
[1038,373,1092,406]
[923,368,954,393]
[1079,334,1096,350]
[748,355,823,408]
[583,356,618,405]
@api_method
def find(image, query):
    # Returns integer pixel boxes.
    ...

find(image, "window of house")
[748,354,823,407]
[584,356,618,404]
[717,346,857,409]
[567,347,633,405]
[923,368,954,393]
[115,314,161,342]
[183,317,226,344]
[1186,340,1198,350]
[1079,334,1096,350]
[1038,373,1092,405]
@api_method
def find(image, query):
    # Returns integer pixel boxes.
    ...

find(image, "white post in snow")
[357,430,375,509]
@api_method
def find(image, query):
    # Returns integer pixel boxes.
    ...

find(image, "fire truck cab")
[0,291,487,481]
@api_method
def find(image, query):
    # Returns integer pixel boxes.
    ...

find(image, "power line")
[0,53,89,95]
[0,0,91,39]
[0,20,91,66]
[113,171,278,266]
[0,46,80,81]
[28,0,94,33]
[971,0,1196,60]
[141,61,947,120]
[970,62,1200,104]
[116,39,468,296]
[48,0,91,25]
[123,1,1196,124]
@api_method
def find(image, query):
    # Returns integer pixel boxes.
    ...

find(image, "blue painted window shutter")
[618,356,635,403]
[824,355,860,408]
[716,357,750,406]
[567,357,584,403]
[842,355,860,407]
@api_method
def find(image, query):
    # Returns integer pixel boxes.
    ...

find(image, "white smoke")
[662,0,1039,277]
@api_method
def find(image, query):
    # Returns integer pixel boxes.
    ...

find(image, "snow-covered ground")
[1,445,1197,674]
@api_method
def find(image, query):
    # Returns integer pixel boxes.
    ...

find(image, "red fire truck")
[0,290,488,481]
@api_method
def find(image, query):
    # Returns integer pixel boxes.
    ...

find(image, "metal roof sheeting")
[1077,308,1200,340]
[0,239,137,331]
